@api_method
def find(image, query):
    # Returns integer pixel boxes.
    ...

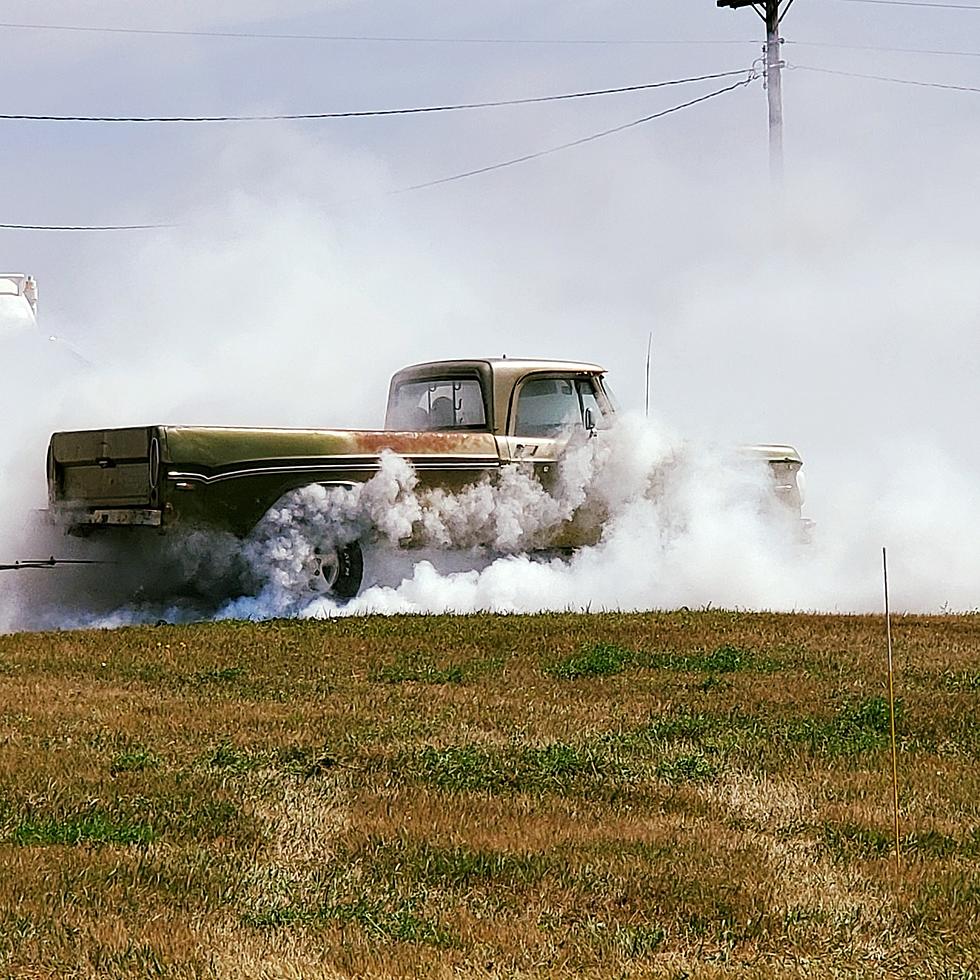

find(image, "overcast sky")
[1,0,979,505]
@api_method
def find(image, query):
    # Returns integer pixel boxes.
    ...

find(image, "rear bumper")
[52,508,163,528]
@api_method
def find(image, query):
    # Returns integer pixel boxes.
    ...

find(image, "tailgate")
[49,426,160,507]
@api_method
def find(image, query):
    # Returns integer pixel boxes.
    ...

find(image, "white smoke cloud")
[4,415,822,629]
[246,421,977,618]
[4,399,979,632]
[219,415,803,621]
[3,41,980,628]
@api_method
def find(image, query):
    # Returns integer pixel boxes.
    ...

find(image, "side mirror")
[584,407,596,433]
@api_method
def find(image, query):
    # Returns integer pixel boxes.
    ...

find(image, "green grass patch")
[605,701,902,762]
[203,739,260,774]
[329,901,451,945]
[374,656,465,685]
[272,744,344,779]
[616,923,667,957]
[362,838,552,890]
[645,644,781,673]
[109,746,160,775]
[639,712,722,742]
[545,642,780,680]
[403,741,609,795]
[609,711,771,754]
[823,823,979,862]
[10,811,155,846]
[695,674,732,692]
[247,899,452,946]
[193,665,246,685]
[790,696,901,756]
[656,753,718,784]
[117,661,169,684]
[940,670,980,693]
[373,652,503,684]
[583,920,666,958]
[187,664,283,700]
[545,643,636,679]
[822,822,893,860]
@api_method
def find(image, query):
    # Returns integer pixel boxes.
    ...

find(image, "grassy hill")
[0,612,978,978]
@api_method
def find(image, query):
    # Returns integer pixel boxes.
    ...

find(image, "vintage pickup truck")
[46,358,805,599]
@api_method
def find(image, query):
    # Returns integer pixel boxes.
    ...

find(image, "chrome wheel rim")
[310,547,340,593]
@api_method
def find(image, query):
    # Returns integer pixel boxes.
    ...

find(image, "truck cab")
[385,358,615,471]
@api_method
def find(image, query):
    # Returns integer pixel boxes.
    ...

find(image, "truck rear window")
[387,378,488,431]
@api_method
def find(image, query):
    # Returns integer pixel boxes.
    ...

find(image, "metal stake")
[883,547,901,873]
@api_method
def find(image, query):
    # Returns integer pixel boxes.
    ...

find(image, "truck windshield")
[387,378,488,431]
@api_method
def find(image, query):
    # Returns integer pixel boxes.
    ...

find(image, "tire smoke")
[3,412,979,631]
[8,415,812,628]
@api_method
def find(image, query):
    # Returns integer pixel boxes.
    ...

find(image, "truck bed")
[47,424,502,535]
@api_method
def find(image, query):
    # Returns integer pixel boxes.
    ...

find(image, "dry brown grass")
[0,611,978,978]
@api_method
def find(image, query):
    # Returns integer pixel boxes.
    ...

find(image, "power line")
[788,39,980,57]
[1,74,758,226]
[0,69,752,123]
[0,222,172,231]
[396,74,757,193]
[0,21,760,46]
[836,0,980,8]
[789,62,980,93]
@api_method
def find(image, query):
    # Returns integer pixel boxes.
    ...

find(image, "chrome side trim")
[167,456,500,486]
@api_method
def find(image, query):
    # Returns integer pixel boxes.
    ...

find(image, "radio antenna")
[644,332,653,418]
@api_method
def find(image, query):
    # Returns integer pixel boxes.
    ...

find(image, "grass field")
[0,611,978,978]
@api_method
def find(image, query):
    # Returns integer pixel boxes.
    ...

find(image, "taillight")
[149,436,161,495]
[46,443,57,503]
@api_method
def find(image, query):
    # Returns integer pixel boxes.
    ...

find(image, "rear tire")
[311,540,364,600]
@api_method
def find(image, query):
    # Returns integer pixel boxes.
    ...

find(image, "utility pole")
[764,1,784,183]
[716,0,794,182]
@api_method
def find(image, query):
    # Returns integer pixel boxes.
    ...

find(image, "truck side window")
[388,378,487,431]
[515,376,610,437]
[514,378,583,437]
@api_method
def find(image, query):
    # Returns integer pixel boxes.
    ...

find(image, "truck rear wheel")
[310,540,363,600]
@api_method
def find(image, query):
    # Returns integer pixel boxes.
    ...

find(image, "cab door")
[499,374,609,488]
